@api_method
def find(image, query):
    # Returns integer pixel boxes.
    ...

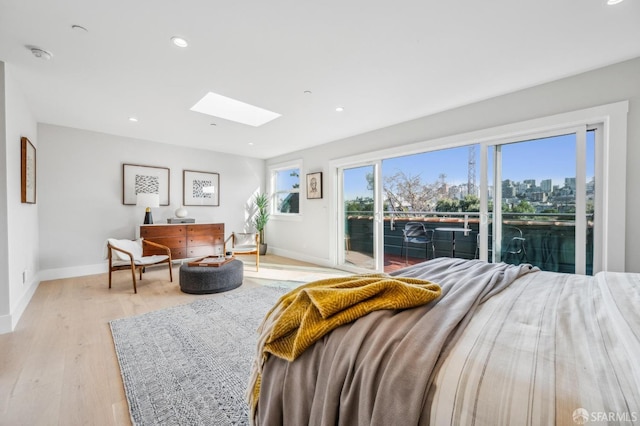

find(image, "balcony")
[345,211,594,274]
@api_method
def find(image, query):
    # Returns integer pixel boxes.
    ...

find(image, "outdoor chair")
[400,222,435,264]
[474,226,528,264]
[502,226,528,265]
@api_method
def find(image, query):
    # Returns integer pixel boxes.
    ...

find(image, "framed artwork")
[306,172,322,199]
[21,137,36,204]
[122,164,170,205]
[183,170,220,206]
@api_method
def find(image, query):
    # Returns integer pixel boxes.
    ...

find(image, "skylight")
[190,92,281,127]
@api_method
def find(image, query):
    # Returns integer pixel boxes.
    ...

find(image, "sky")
[344,132,596,200]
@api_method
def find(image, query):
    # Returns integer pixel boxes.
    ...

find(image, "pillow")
[108,238,143,261]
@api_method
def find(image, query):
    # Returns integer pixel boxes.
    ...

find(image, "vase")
[175,206,188,218]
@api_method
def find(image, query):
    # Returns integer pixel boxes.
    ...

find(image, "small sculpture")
[175,206,188,218]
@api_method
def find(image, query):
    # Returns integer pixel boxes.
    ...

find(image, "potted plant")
[252,192,270,255]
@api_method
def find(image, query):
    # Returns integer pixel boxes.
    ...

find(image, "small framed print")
[21,137,36,204]
[122,164,170,205]
[183,170,220,206]
[306,172,322,199]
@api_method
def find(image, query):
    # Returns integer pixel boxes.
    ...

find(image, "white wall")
[0,62,40,334]
[266,56,640,272]
[37,124,264,280]
[0,62,9,332]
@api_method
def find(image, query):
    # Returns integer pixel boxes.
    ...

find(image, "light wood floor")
[0,255,339,426]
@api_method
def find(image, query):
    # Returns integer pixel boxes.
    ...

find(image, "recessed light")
[248,142,254,146]
[607,0,624,4]
[335,106,344,112]
[171,36,189,48]
[304,90,312,95]
[128,117,138,122]
[190,91,281,127]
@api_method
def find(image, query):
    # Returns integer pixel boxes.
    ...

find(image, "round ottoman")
[179,259,243,294]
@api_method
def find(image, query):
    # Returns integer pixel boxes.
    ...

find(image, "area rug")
[109,285,289,426]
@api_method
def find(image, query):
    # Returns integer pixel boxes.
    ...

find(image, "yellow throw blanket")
[247,273,441,421]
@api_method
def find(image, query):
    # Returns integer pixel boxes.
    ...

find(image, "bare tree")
[384,171,439,214]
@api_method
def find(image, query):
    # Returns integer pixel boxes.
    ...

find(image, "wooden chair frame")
[107,239,173,293]
[225,232,260,271]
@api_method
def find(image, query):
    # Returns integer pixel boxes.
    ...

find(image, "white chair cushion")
[135,255,169,265]
[108,238,144,261]
[111,255,168,267]
[234,244,256,253]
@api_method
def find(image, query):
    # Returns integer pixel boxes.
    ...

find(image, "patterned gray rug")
[110,285,290,426]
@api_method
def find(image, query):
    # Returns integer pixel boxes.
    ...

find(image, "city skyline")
[345,132,595,200]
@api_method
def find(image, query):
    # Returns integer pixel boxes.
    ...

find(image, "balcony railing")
[345,210,594,274]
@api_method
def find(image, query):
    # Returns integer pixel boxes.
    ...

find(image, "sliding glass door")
[339,163,382,272]
[481,127,595,274]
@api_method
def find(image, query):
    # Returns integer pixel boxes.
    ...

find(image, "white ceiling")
[1,0,639,159]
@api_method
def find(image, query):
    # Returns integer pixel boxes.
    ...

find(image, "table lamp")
[136,193,160,224]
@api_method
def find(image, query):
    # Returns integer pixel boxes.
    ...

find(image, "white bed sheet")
[428,271,640,425]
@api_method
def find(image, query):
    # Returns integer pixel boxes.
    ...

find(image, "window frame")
[269,159,303,219]
[329,101,628,273]
[479,125,595,274]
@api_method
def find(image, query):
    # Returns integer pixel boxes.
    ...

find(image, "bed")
[249,257,640,426]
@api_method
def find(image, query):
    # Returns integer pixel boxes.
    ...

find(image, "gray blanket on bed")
[255,258,536,426]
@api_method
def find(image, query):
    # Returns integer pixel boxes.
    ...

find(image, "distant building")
[516,183,530,194]
[541,179,552,192]
[503,184,516,198]
[280,193,299,213]
[530,192,548,202]
[565,177,576,190]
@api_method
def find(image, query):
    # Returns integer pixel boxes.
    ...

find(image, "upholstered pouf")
[179,259,243,294]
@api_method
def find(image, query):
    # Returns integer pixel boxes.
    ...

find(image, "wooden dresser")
[139,223,225,260]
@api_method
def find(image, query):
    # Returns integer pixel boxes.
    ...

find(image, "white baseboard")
[0,314,12,335]
[267,247,335,269]
[0,276,40,335]
[39,263,107,282]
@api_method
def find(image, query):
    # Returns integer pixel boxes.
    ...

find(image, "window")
[485,128,595,274]
[270,162,301,215]
[330,101,628,274]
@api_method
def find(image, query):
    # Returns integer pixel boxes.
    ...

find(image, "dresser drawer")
[146,236,185,249]
[141,225,186,238]
[186,245,223,258]
[186,224,223,236]
[188,234,224,247]
[170,248,187,259]
[145,247,187,259]
[143,239,185,255]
